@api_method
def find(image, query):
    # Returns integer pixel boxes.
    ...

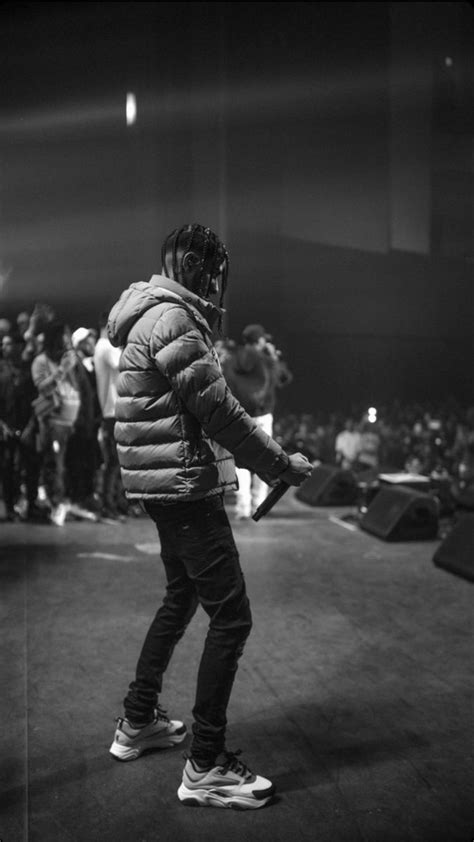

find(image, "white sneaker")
[50,502,68,526]
[109,708,187,761]
[177,751,275,809]
[68,503,98,522]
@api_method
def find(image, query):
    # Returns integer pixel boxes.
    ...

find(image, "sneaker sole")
[109,730,187,761]
[177,783,274,810]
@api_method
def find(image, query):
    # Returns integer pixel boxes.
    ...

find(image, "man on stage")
[107,223,312,809]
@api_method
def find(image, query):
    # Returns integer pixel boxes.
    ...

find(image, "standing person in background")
[66,328,101,519]
[0,319,12,345]
[15,311,31,343]
[222,323,293,519]
[31,322,81,526]
[106,223,311,810]
[18,333,43,521]
[0,335,22,520]
[214,336,236,367]
[94,312,124,520]
[0,333,42,522]
[335,418,362,471]
[358,419,381,474]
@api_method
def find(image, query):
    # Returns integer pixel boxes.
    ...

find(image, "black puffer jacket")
[107,275,289,502]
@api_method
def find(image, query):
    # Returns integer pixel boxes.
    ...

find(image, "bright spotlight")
[126,92,137,126]
[367,407,377,424]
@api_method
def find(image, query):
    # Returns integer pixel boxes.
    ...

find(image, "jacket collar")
[149,274,224,333]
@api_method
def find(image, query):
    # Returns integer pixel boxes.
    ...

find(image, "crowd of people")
[0,304,128,524]
[0,304,299,525]
[1,305,473,524]
[272,401,474,512]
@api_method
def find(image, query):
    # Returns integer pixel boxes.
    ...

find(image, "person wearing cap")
[71,327,93,356]
[65,328,101,517]
[222,323,293,519]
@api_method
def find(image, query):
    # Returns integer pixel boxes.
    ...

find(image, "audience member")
[17,333,43,520]
[0,335,21,519]
[335,418,361,470]
[0,332,40,515]
[31,322,81,526]
[222,323,293,519]
[65,328,101,517]
[15,311,31,342]
[94,312,125,519]
[358,420,380,472]
[0,318,12,345]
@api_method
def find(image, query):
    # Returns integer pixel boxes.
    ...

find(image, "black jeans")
[0,435,41,515]
[65,427,100,504]
[124,494,252,766]
[0,438,19,514]
[40,421,73,508]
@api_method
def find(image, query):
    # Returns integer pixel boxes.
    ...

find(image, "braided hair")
[161,224,229,310]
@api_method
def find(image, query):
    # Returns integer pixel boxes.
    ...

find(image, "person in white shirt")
[94,312,123,518]
[335,418,362,470]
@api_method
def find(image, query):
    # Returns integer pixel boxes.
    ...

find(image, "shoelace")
[115,704,170,730]
[183,750,253,780]
[220,749,253,781]
[154,704,170,723]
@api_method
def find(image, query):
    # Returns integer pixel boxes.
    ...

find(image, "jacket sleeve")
[150,306,289,482]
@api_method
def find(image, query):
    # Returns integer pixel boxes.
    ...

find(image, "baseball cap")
[241,324,272,344]
[71,327,93,349]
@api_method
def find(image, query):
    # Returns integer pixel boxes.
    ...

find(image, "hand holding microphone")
[279,452,313,487]
[252,452,313,521]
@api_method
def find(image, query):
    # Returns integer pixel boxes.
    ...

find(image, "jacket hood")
[107,275,224,347]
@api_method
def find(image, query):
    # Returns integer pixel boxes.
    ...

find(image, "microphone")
[252,481,290,521]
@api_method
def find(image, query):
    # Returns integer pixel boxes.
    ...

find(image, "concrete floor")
[1,490,473,842]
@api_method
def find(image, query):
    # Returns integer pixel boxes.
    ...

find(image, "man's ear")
[182,251,201,272]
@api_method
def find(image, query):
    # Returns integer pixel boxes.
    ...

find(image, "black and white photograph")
[1,2,473,841]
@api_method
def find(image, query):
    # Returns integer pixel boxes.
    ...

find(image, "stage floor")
[1,491,472,842]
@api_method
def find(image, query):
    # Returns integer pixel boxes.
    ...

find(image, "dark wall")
[1,2,472,411]
[227,236,472,411]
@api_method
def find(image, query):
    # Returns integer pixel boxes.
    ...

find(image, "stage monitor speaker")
[360,484,438,541]
[295,465,358,506]
[433,515,474,582]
